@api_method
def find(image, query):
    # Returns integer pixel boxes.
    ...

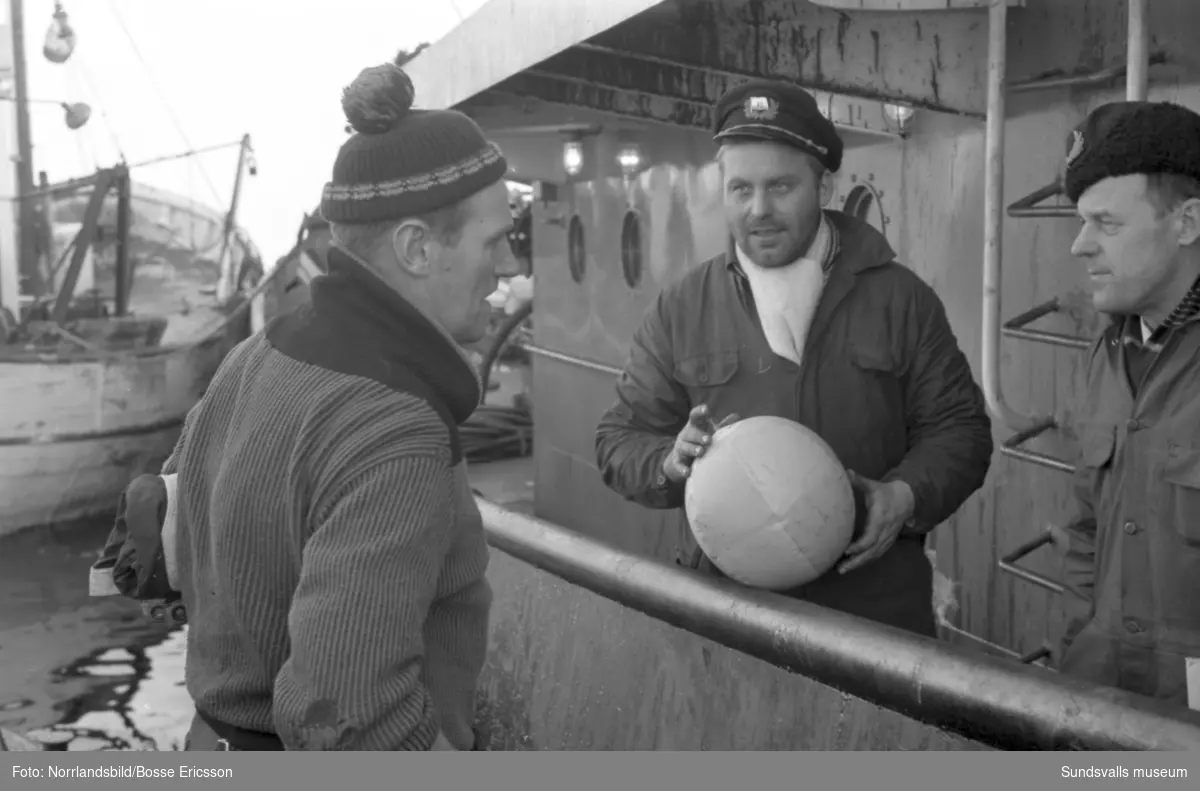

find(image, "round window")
[842,184,886,233]
[620,210,643,288]
[567,214,586,283]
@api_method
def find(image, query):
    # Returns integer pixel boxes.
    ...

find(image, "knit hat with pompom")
[320,63,508,224]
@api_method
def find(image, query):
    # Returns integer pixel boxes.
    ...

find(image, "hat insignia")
[744,95,779,121]
[1065,130,1084,167]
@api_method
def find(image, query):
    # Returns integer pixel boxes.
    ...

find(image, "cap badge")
[744,95,779,122]
[1065,130,1084,167]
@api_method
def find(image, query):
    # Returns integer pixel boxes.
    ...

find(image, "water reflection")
[23,627,191,751]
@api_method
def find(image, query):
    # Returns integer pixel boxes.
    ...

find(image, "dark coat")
[1059,314,1200,705]
[595,210,994,636]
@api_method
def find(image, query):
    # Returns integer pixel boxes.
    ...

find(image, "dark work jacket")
[1058,315,1200,705]
[594,210,994,636]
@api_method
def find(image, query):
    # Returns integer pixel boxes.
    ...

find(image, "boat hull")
[0,333,239,537]
[475,548,987,751]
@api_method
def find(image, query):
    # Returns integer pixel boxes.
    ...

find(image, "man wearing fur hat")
[1054,100,1200,705]
[166,63,515,750]
[595,80,994,637]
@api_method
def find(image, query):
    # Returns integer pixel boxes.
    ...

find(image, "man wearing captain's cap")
[1053,100,1200,705]
[596,79,994,637]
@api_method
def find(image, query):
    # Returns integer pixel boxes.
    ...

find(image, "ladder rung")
[1008,205,1078,219]
[999,531,1066,596]
[1002,327,1091,350]
[1000,419,1075,474]
[1008,52,1167,94]
[1002,298,1091,350]
[1007,180,1074,219]
[940,623,1054,666]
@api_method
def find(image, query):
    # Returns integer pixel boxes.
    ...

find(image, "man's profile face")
[427,180,515,344]
[1071,174,1191,318]
[720,140,828,269]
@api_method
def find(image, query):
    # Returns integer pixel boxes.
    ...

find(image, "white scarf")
[735,215,832,368]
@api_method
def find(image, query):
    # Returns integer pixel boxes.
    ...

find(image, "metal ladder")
[950,0,1158,666]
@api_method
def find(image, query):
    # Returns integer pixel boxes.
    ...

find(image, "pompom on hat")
[1062,100,1200,203]
[321,62,508,224]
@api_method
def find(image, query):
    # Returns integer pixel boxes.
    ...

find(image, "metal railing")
[477,500,1200,751]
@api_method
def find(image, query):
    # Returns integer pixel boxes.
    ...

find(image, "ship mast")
[8,0,39,297]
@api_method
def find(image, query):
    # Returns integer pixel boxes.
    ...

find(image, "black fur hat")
[1063,100,1200,203]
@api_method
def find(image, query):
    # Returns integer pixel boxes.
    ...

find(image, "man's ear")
[391,220,435,277]
[1177,196,1200,247]
[819,169,836,208]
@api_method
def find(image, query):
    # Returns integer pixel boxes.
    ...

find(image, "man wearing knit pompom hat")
[1052,100,1200,706]
[163,62,514,751]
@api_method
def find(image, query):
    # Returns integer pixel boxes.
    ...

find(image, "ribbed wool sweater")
[164,247,492,751]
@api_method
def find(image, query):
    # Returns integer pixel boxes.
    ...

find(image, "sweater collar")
[310,246,482,424]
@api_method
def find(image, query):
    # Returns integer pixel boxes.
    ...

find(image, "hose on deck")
[462,300,534,465]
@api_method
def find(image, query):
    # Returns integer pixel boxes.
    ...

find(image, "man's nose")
[495,243,523,278]
[748,190,771,220]
[1069,225,1096,258]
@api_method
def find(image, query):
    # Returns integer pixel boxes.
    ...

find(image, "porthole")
[568,214,586,283]
[620,210,643,288]
[842,183,887,234]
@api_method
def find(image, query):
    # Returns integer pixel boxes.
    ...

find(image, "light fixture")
[0,96,91,130]
[883,103,916,134]
[62,101,90,129]
[617,143,644,177]
[43,2,77,65]
[563,140,584,177]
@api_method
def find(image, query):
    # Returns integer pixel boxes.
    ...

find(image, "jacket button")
[698,373,708,383]
[1123,521,1139,535]
[1124,618,1143,634]
[1126,419,1140,431]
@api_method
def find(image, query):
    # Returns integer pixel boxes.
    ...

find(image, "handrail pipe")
[477,500,1200,751]
[981,0,1043,432]
[1127,0,1150,101]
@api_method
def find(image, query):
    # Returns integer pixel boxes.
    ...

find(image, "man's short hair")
[1146,172,1200,218]
[329,200,468,260]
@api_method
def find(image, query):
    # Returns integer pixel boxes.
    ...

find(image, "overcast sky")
[13,0,489,266]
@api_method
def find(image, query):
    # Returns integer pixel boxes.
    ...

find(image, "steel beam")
[573,0,996,117]
[533,44,908,137]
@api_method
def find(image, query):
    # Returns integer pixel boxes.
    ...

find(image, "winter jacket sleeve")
[595,290,691,510]
[883,281,995,532]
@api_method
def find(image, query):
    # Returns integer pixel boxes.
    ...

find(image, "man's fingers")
[687,404,711,427]
[838,549,878,575]
[843,523,879,556]
[675,440,707,460]
[678,424,712,447]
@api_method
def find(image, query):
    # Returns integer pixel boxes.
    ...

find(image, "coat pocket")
[1077,422,1117,469]
[674,351,739,389]
[1162,445,1200,548]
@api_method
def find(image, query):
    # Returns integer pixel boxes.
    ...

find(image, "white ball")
[684,415,856,591]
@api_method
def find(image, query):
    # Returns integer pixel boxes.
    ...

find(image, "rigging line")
[70,52,127,163]
[104,0,225,207]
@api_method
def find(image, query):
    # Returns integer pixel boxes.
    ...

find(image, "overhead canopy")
[405,0,670,111]
[406,0,1030,126]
